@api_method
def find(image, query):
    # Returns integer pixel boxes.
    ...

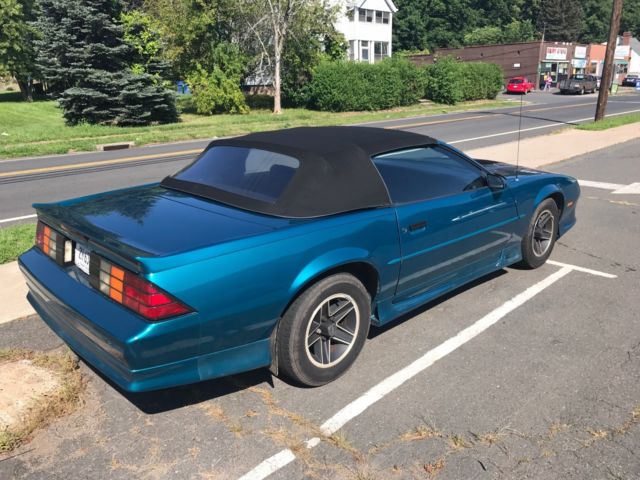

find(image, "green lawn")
[0,92,515,158]
[577,112,640,131]
[0,223,36,264]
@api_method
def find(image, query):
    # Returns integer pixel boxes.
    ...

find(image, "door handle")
[408,220,427,232]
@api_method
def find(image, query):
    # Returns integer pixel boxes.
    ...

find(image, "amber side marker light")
[92,258,192,321]
[567,201,575,208]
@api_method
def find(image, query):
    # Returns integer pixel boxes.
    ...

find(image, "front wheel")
[518,198,559,269]
[277,273,371,386]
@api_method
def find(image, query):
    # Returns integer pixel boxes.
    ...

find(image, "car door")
[373,145,519,302]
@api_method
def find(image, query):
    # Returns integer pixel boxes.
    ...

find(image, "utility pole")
[595,0,623,121]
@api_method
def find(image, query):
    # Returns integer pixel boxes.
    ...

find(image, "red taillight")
[35,221,59,260]
[95,258,192,321]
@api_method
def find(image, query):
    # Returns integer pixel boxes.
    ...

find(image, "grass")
[577,112,640,131]
[0,92,516,159]
[0,348,84,452]
[0,223,36,264]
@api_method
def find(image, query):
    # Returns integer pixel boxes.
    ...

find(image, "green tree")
[33,0,130,95]
[121,9,170,77]
[540,0,584,41]
[0,0,38,100]
[463,26,503,45]
[34,0,177,125]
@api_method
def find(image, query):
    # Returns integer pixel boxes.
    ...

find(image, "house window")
[374,42,389,62]
[359,8,373,22]
[361,41,369,62]
[347,9,354,22]
[375,11,390,24]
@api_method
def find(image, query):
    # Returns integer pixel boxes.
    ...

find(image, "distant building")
[408,34,640,88]
[334,0,398,63]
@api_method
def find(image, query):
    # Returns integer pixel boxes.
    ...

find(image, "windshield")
[170,146,299,204]
[572,74,585,80]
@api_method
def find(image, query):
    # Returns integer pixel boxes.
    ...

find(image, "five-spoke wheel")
[519,198,559,269]
[277,274,370,386]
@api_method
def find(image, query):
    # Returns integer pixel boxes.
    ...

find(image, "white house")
[333,0,398,63]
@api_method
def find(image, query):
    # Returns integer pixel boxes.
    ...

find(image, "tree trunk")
[16,77,33,102]
[273,31,282,114]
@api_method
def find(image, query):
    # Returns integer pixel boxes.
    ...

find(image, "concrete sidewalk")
[466,122,640,168]
[0,122,638,326]
[0,261,31,325]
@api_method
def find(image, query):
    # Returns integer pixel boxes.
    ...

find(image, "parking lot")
[1,139,639,480]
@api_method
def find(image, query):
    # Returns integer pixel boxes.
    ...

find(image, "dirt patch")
[0,348,85,452]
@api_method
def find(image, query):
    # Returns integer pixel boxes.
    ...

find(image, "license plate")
[74,244,91,275]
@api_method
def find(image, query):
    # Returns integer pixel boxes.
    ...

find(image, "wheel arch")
[269,255,380,376]
[534,185,564,215]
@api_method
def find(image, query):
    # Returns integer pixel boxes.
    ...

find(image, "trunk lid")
[36,184,295,260]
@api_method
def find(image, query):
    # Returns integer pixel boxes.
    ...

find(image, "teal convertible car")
[19,127,579,391]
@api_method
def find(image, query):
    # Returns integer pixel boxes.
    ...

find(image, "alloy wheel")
[532,210,554,257]
[304,294,360,368]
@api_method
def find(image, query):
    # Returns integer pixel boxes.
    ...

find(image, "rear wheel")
[518,198,559,269]
[277,273,371,386]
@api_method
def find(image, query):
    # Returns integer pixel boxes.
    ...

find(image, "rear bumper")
[19,248,271,392]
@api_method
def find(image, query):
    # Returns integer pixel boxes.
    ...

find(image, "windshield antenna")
[515,90,524,180]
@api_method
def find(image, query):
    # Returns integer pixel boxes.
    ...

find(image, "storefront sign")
[614,45,630,59]
[546,47,567,60]
[571,59,587,68]
[574,46,587,59]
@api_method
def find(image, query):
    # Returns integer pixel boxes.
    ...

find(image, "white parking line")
[238,261,615,480]
[577,180,640,195]
[0,213,37,224]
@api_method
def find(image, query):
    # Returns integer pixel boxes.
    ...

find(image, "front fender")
[533,183,564,212]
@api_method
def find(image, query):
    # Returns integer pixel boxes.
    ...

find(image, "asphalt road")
[1,139,638,479]
[1,91,639,226]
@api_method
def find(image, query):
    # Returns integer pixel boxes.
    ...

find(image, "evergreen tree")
[34,0,129,94]
[539,0,584,42]
[33,0,177,125]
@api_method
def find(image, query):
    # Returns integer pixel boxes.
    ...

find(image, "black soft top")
[161,126,436,218]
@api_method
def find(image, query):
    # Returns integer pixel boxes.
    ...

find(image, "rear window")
[172,146,299,203]
[509,78,523,84]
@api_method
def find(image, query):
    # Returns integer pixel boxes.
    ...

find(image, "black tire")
[277,273,371,387]
[519,198,559,269]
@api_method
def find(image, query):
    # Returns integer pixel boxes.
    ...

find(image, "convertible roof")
[161,126,436,218]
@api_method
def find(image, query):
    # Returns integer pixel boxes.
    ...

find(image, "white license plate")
[74,244,91,275]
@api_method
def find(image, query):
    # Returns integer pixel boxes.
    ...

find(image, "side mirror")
[486,173,505,191]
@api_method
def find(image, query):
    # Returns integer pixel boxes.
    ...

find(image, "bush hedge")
[423,57,503,104]
[308,57,424,112]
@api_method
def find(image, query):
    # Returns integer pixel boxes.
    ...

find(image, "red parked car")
[506,76,534,94]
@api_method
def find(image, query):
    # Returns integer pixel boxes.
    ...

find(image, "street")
[1,91,639,225]
[1,138,638,480]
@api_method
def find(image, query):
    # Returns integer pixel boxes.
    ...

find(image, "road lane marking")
[239,262,619,480]
[0,148,201,179]
[447,108,640,144]
[384,114,488,129]
[0,213,37,224]
[546,260,617,278]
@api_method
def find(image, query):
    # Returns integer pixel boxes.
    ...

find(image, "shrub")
[423,57,503,104]
[308,57,424,112]
[186,65,248,115]
[59,71,178,126]
[245,94,273,110]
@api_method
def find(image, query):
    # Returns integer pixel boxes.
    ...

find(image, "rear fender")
[289,247,374,298]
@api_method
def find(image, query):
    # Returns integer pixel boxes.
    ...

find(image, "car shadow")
[82,360,274,414]
[368,268,508,339]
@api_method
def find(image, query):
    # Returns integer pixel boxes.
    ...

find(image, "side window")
[373,146,486,204]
